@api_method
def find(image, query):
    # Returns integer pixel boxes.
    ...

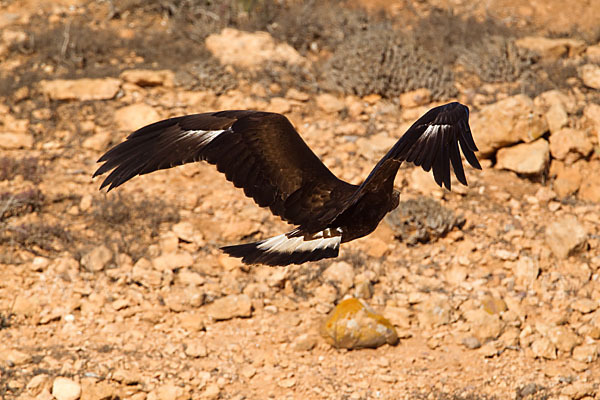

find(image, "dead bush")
[0,157,42,183]
[0,189,44,221]
[0,222,72,254]
[385,197,465,245]
[89,194,180,260]
[323,23,457,100]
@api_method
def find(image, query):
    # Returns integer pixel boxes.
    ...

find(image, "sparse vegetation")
[323,22,457,99]
[0,222,72,254]
[385,197,465,245]
[89,194,180,260]
[0,157,42,183]
[0,189,44,221]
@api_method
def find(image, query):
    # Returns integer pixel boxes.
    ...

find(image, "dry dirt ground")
[1,0,600,399]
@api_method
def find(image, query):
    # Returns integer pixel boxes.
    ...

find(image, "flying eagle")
[94,102,480,266]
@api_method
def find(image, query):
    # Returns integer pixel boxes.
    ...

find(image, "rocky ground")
[1,0,600,399]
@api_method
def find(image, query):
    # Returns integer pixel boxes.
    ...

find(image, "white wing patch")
[179,129,227,146]
[257,228,342,255]
[423,124,451,138]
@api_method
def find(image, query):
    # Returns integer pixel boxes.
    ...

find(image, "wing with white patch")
[93,112,241,191]
[379,102,481,189]
[94,110,358,228]
[221,228,342,266]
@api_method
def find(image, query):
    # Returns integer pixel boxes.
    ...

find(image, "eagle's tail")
[221,228,342,266]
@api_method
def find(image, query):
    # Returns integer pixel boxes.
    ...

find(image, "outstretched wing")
[378,102,481,190]
[93,110,357,227]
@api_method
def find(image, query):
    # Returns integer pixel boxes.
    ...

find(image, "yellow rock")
[321,298,398,349]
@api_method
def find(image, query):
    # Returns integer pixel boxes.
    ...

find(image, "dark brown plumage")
[94,102,481,266]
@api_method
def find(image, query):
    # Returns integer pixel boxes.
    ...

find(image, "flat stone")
[579,64,600,89]
[177,268,206,286]
[579,160,600,202]
[0,132,33,149]
[163,289,204,311]
[531,337,557,359]
[564,262,592,282]
[584,102,600,145]
[463,308,504,342]
[512,256,540,286]
[152,252,194,271]
[112,368,142,385]
[155,383,185,400]
[178,312,206,332]
[159,232,179,254]
[292,333,318,352]
[545,102,568,134]
[399,88,431,108]
[2,349,30,365]
[26,374,49,392]
[587,44,600,63]
[12,294,39,317]
[131,258,162,288]
[545,215,587,259]
[120,69,175,87]
[40,78,120,101]
[82,131,111,151]
[205,28,307,69]
[353,280,373,299]
[552,161,584,198]
[515,36,586,59]
[240,365,257,379]
[316,93,345,114]
[482,296,507,315]
[571,298,598,314]
[201,383,220,400]
[52,377,81,400]
[321,298,398,349]
[285,88,309,101]
[81,245,112,272]
[365,237,389,258]
[534,89,576,113]
[549,128,593,160]
[562,382,595,399]
[323,261,355,294]
[268,97,291,114]
[495,139,549,174]
[206,294,252,320]
[470,94,547,156]
[81,378,117,400]
[416,295,453,328]
[114,103,160,132]
[547,326,581,353]
[184,341,208,358]
[462,336,482,349]
[572,344,599,363]
[383,305,412,329]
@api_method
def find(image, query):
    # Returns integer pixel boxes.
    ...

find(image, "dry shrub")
[411,8,576,96]
[90,194,180,260]
[0,222,72,254]
[241,0,371,54]
[0,157,42,183]
[323,23,457,99]
[0,189,44,221]
[0,10,236,97]
[385,197,465,245]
